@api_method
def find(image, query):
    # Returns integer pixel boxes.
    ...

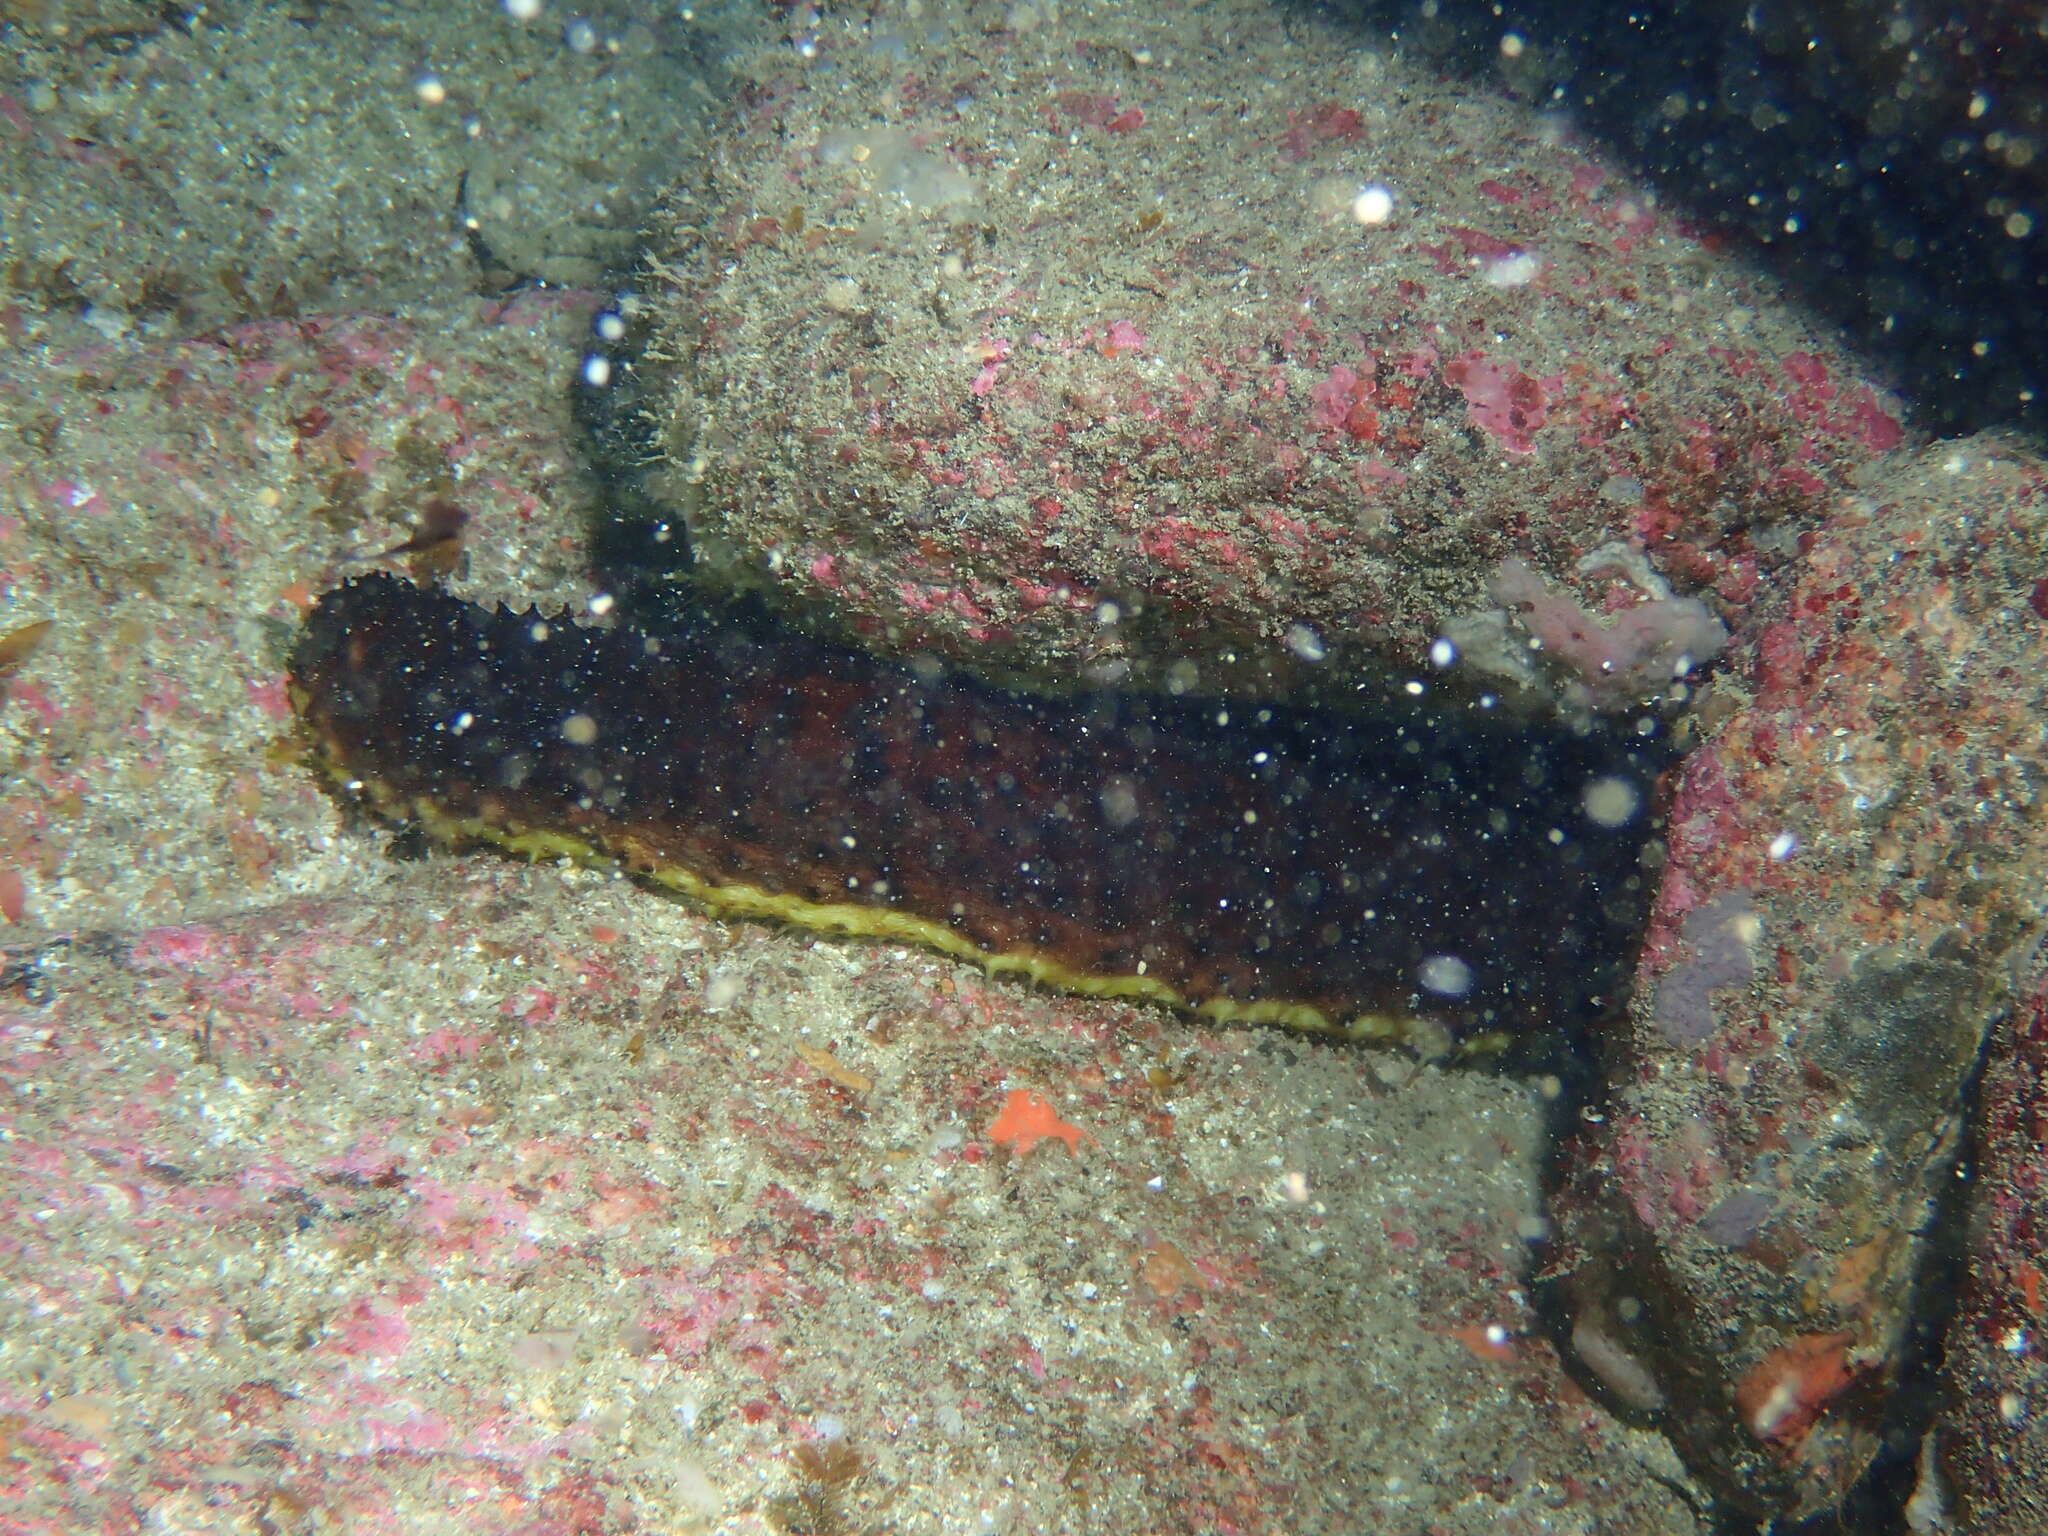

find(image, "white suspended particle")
[1284,623,1327,662]
[1429,637,1458,668]
[560,712,598,746]
[1768,830,1799,862]
[593,310,627,343]
[1581,775,1641,828]
[581,353,613,388]
[1417,954,1474,997]
[1351,183,1396,226]
[1483,252,1541,288]
[502,0,543,20]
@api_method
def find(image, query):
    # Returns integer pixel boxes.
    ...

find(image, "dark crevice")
[1299,0,2048,438]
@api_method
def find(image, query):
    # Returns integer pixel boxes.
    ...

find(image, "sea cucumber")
[289,573,1663,1054]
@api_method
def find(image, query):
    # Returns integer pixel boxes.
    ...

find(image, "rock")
[1551,436,2048,1519]
[640,0,1901,702]
[1939,972,2048,1532]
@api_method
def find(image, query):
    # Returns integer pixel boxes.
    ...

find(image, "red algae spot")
[1735,1331,1861,1446]
[1447,1323,1519,1363]
[1850,393,1904,451]
[1139,1237,1205,1299]
[1309,364,1380,441]
[326,1294,415,1359]
[1055,91,1123,128]
[1101,319,1148,357]
[1278,102,1365,161]
[988,1088,1085,1155]
[1443,352,1548,454]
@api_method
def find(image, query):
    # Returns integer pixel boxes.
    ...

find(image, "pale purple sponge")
[1654,892,1759,1044]
[1489,556,1729,710]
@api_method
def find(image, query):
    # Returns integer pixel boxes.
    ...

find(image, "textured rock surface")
[0,881,1702,1536]
[1940,973,2048,1533]
[0,299,1703,1533]
[0,0,742,350]
[644,0,1903,702]
[2,0,2044,1528]
[1552,437,2048,1519]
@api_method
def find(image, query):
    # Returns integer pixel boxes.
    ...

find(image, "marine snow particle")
[1768,830,1799,862]
[1351,184,1396,226]
[581,353,613,388]
[413,73,448,107]
[1429,637,1458,668]
[593,310,627,343]
[502,0,542,20]
[1483,252,1541,288]
[562,15,599,53]
[1098,777,1140,828]
[1581,774,1641,828]
[560,711,599,746]
[1418,954,1474,997]
[1284,623,1327,662]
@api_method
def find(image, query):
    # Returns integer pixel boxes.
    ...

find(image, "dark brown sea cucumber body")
[289,573,1660,1050]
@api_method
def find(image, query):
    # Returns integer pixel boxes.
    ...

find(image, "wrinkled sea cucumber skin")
[290,573,1663,1051]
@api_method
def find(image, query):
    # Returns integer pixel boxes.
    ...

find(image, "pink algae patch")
[1309,364,1379,441]
[1102,319,1148,357]
[1278,102,1365,161]
[1443,351,1549,454]
[326,1293,415,1359]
